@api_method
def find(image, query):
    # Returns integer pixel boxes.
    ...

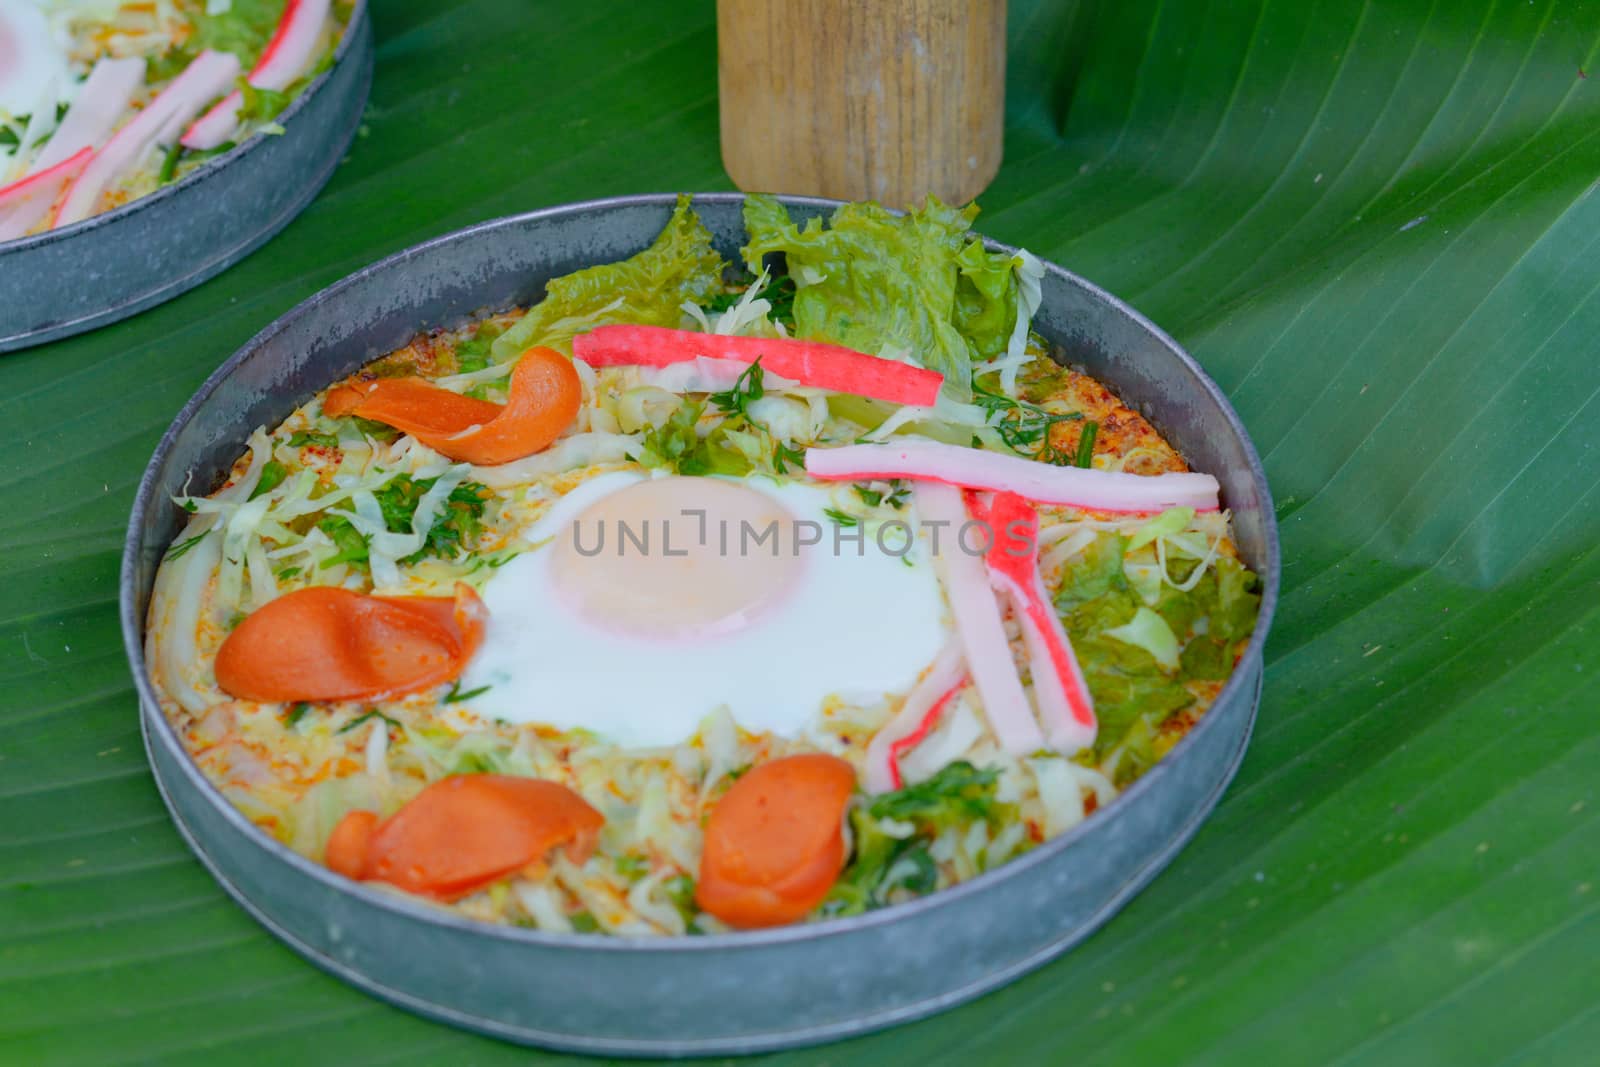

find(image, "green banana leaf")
[4,0,1598,1063]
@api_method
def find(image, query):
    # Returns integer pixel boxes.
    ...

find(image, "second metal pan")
[0,3,373,353]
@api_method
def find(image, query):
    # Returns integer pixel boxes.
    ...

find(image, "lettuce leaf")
[824,762,1012,917]
[1055,533,1134,612]
[1051,531,1263,763]
[740,194,1023,401]
[1102,607,1182,672]
[150,0,285,81]
[491,194,725,362]
[953,238,1021,361]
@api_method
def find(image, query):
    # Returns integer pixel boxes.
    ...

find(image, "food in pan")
[0,0,349,240]
[146,195,1262,933]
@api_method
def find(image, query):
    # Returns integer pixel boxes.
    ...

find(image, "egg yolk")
[548,477,807,640]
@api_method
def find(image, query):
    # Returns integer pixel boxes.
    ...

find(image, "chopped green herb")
[238,81,291,123]
[338,709,401,734]
[453,322,505,373]
[1074,420,1100,468]
[288,429,339,449]
[615,854,650,880]
[453,751,498,775]
[867,761,1006,827]
[158,142,184,184]
[822,507,860,528]
[179,499,199,513]
[764,272,798,329]
[709,358,765,417]
[184,140,237,162]
[275,565,302,581]
[664,874,698,925]
[638,400,744,476]
[369,474,491,564]
[853,481,910,509]
[825,762,1014,917]
[284,702,311,728]
[248,459,288,500]
[165,531,210,560]
[317,515,370,569]
[772,439,806,474]
[702,290,741,314]
[972,380,1083,462]
[700,271,796,329]
[350,416,400,443]
[570,911,602,933]
[443,680,492,704]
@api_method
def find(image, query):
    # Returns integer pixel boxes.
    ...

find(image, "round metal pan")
[0,3,373,353]
[120,193,1281,1057]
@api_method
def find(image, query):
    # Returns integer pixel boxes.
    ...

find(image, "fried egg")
[0,1,70,119]
[462,471,950,747]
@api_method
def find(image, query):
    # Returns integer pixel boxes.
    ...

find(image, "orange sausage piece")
[321,347,581,466]
[326,775,604,902]
[324,809,377,880]
[696,754,856,928]
[213,584,485,702]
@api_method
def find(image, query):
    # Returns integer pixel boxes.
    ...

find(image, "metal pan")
[0,4,373,353]
[120,193,1281,1056]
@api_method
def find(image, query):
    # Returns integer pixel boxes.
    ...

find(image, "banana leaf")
[2,0,1597,1063]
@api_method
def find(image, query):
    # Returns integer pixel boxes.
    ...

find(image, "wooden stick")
[718,0,1006,208]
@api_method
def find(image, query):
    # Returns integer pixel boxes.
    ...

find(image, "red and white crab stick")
[54,50,240,227]
[864,640,967,793]
[182,0,333,150]
[971,489,1097,753]
[806,440,1220,514]
[0,56,144,240]
[0,148,90,213]
[573,324,944,407]
[918,482,1047,757]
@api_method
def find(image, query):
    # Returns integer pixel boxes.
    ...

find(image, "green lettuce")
[1102,607,1182,672]
[492,194,724,362]
[635,400,754,477]
[953,239,1021,360]
[1052,532,1264,764]
[740,194,1024,401]
[824,762,1013,917]
[150,0,285,81]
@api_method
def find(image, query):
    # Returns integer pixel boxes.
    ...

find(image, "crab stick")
[806,440,1220,513]
[323,347,582,466]
[971,490,1096,753]
[918,482,1046,756]
[0,56,143,240]
[573,324,944,406]
[326,775,603,902]
[864,640,967,793]
[54,50,240,227]
[213,584,485,702]
[0,147,91,214]
[183,0,332,149]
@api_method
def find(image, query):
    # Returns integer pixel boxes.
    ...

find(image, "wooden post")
[717,0,1007,209]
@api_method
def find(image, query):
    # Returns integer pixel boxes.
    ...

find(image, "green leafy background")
[4,0,1598,1062]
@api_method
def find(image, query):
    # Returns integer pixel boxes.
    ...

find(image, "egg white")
[461,470,951,748]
